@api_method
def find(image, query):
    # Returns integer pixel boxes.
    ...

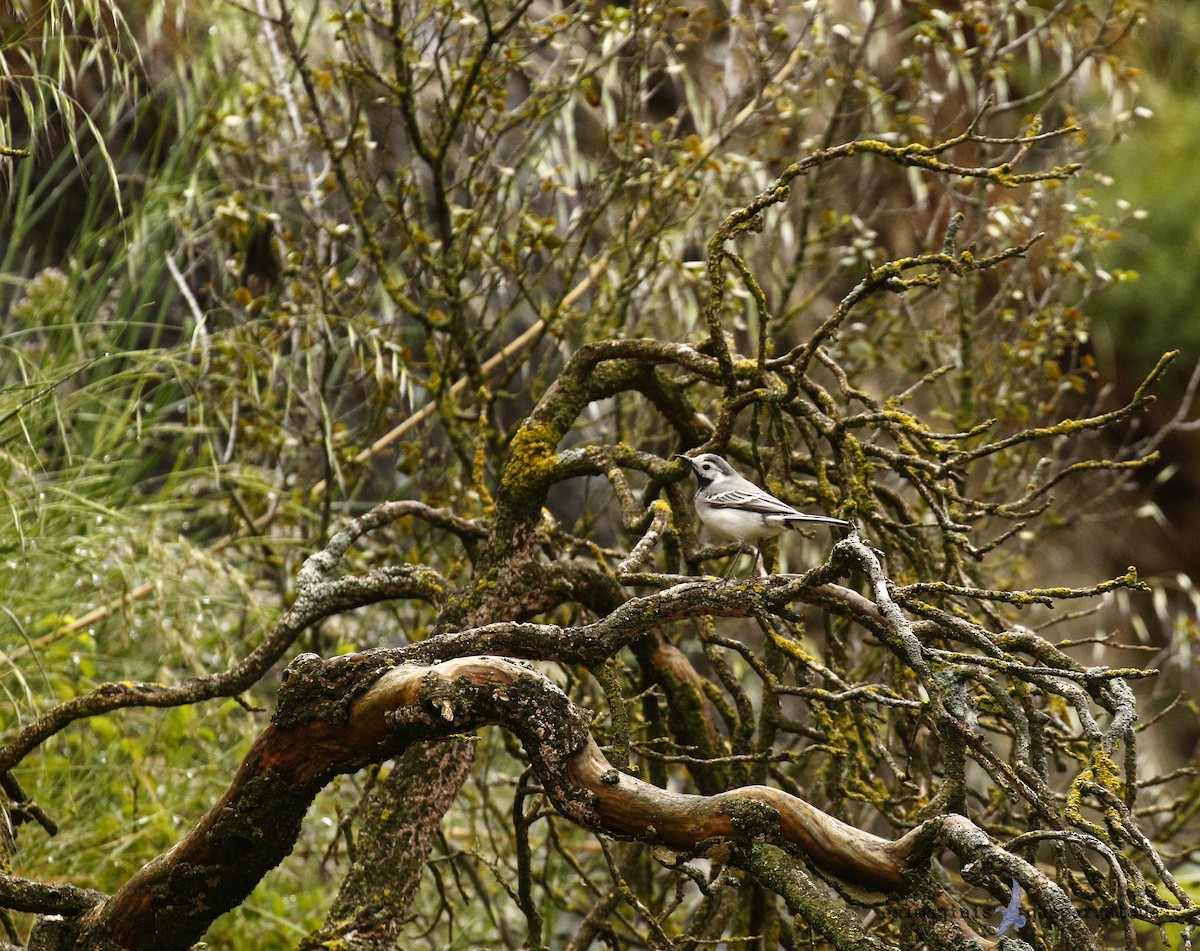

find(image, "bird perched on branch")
[676,452,850,578]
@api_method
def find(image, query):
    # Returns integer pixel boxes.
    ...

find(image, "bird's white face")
[687,453,732,487]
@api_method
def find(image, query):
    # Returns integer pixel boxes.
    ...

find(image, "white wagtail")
[676,452,850,577]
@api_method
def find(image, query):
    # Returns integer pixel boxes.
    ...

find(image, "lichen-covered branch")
[1,658,893,946]
[43,650,1144,951]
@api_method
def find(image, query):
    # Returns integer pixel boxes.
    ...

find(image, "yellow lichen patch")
[500,422,561,498]
[1065,747,1125,834]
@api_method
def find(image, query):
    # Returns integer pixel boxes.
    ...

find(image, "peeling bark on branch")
[44,653,1082,950]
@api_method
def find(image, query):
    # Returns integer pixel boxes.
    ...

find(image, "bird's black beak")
[674,453,692,466]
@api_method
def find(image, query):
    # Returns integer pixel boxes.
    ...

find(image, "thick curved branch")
[34,652,1108,951]
[44,655,903,949]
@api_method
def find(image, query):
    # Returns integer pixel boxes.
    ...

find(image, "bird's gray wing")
[705,487,800,517]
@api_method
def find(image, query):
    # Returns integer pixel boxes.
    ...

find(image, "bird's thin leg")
[721,544,749,582]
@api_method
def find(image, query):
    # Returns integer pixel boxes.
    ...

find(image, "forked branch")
[38,654,1089,951]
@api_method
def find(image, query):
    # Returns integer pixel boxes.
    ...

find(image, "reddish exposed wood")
[70,655,922,949]
[361,657,911,891]
[567,735,909,891]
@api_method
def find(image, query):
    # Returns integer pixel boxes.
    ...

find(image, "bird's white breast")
[698,505,787,543]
